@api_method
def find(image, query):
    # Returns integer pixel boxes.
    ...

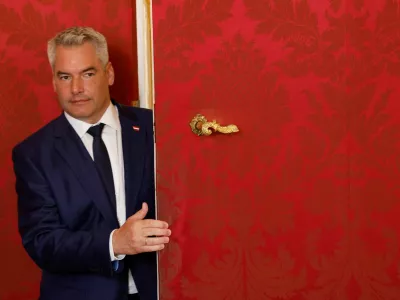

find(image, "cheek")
[55,84,71,100]
[85,80,106,97]
[83,80,96,93]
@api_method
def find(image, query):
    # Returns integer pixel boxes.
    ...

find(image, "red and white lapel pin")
[132,126,140,131]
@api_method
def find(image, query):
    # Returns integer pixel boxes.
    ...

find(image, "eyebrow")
[56,66,98,77]
[81,67,97,73]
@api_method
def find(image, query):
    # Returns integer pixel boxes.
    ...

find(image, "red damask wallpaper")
[154,0,400,299]
[0,1,137,298]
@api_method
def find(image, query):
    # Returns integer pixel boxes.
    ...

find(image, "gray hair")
[47,26,109,70]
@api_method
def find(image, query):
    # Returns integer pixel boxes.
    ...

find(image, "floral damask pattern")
[0,1,137,298]
[154,0,400,299]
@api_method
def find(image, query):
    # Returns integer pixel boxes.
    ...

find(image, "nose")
[71,77,84,95]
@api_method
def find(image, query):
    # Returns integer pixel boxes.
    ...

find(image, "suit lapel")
[118,107,146,218]
[53,115,119,228]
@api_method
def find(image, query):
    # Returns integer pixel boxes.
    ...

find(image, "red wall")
[153,0,400,299]
[0,1,137,298]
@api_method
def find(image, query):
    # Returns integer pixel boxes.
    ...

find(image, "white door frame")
[135,1,159,299]
[136,0,155,110]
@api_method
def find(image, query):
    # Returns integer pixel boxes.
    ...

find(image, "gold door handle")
[189,114,239,136]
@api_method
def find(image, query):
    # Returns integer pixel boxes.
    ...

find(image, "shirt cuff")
[109,229,126,261]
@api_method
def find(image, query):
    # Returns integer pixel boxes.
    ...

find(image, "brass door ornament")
[189,114,239,136]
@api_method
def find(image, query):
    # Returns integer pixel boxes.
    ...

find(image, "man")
[12,26,171,300]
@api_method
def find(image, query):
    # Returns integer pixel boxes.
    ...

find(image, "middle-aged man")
[12,26,171,300]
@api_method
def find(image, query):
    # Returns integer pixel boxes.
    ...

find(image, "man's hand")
[112,202,171,256]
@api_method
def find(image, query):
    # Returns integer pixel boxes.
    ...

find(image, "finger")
[129,202,148,221]
[141,219,169,229]
[143,228,171,237]
[139,244,166,253]
[144,236,170,246]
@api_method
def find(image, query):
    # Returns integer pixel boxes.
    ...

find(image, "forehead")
[54,42,101,72]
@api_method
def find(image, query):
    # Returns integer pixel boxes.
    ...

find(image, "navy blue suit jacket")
[12,102,157,300]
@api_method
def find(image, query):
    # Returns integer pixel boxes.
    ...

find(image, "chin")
[66,108,94,122]
[65,101,91,113]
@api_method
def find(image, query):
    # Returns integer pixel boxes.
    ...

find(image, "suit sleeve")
[12,146,114,275]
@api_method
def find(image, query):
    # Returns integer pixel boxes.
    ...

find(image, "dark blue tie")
[87,123,116,210]
[88,123,120,271]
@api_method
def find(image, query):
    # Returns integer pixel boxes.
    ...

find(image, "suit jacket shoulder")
[13,101,154,159]
[117,103,153,125]
[12,113,63,158]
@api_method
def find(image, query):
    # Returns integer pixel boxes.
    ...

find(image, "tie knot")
[87,123,105,137]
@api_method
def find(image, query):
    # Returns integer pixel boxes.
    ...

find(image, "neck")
[83,99,111,124]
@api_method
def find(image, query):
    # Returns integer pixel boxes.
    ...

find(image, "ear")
[52,76,56,92]
[106,62,115,86]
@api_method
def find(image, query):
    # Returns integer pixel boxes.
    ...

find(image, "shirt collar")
[64,102,121,138]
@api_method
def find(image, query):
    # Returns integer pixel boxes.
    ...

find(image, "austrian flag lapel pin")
[132,126,140,132]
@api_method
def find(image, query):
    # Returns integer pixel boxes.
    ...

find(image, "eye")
[59,75,71,81]
[83,72,95,78]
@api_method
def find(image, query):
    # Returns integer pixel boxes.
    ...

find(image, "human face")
[52,42,114,124]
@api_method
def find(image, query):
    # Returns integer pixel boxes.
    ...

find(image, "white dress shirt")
[65,102,137,294]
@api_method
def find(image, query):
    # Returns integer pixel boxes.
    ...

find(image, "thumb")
[130,202,148,221]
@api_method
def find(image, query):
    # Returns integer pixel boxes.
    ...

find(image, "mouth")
[70,98,90,104]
